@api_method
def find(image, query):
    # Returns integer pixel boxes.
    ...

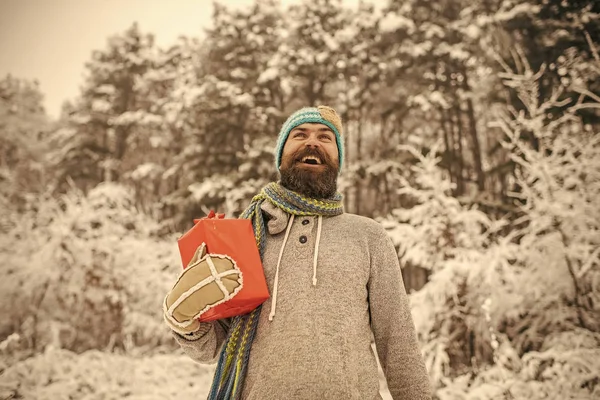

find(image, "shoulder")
[330,214,399,272]
[330,212,390,242]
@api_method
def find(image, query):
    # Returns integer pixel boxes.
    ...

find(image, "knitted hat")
[275,105,344,173]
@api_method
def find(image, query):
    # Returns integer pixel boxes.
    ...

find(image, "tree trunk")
[355,112,363,215]
[463,73,485,192]
[383,175,392,214]
[440,107,454,185]
[306,75,317,106]
[452,104,465,196]
[342,111,350,211]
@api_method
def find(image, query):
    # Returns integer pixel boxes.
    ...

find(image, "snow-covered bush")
[389,48,600,398]
[0,183,182,357]
[492,55,600,339]
[381,144,513,383]
[0,347,215,399]
[437,329,600,399]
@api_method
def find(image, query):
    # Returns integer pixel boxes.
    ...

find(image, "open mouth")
[298,155,322,165]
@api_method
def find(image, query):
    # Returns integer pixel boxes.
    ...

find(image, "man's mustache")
[292,147,332,164]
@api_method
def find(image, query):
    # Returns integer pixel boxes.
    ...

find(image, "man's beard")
[279,147,339,200]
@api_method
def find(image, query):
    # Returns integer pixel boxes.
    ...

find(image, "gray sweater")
[173,202,432,399]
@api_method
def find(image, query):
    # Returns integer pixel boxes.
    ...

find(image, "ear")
[189,242,208,265]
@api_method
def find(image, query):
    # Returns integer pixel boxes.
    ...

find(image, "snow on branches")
[394,44,600,398]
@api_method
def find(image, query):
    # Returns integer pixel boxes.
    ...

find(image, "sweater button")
[299,235,307,244]
[302,219,310,225]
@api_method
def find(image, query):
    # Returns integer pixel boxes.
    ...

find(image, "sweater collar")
[259,198,326,321]
[260,201,289,235]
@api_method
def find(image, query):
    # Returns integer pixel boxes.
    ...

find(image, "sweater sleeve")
[368,229,432,399]
[171,318,231,364]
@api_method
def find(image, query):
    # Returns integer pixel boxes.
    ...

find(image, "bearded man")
[164,106,432,399]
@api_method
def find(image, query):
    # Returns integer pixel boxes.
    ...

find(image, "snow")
[129,163,163,180]
[94,84,116,96]
[380,108,600,396]
[3,1,600,398]
[91,98,112,113]
[322,33,339,51]
[464,24,481,39]
[315,52,329,64]
[109,110,162,126]
[429,91,450,109]
[188,178,233,202]
[232,92,254,106]
[0,348,215,399]
[400,41,432,58]
[423,23,445,39]
[379,13,415,34]
[434,43,471,61]
[493,3,541,23]
[335,25,359,42]
[248,32,265,47]
[407,94,438,112]
[149,134,166,148]
[229,68,247,80]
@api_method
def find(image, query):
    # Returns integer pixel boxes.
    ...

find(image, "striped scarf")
[208,181,344,399]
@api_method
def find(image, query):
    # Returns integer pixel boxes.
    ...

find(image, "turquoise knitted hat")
[275,105,344,173]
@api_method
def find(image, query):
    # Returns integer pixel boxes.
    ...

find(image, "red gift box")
[177,213,269,322]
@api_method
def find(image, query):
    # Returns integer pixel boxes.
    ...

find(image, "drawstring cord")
[269,214,322,321]
[312,215,322,286]
[268,214,294,321]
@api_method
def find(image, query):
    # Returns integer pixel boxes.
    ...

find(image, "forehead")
[291,123,332,132]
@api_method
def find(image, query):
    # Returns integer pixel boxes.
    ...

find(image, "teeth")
[301,156,321,164]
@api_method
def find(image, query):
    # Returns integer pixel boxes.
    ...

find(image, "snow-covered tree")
[399,41,600,399]
[380,0,497,196]
[279,0,352,107]
[204,0,285,130]
[49,23,159,192]
[492,51,600,335]
[499,0,600,125]
[0,183,180,354]
[0,75,49,231]
[380,144,509,384]
[151,2,287,228]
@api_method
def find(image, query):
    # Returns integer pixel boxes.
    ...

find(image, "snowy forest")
[1,0,599,398]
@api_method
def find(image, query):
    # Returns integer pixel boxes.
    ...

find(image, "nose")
[305,134,320,148]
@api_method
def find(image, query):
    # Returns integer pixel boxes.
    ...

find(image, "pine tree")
[49,23,158,192]
[0,75,49,230]
[409,39,600,399]
[279,0,351,107]
[381,143,504,383]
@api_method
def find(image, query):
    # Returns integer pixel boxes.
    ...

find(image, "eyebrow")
[292,127,334,133]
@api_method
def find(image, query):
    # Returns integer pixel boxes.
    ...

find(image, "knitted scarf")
[208,181,344,400]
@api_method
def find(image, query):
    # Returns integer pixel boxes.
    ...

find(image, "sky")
[0,0,321,119]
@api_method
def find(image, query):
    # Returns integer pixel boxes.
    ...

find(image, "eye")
[293,131,307,138]
[319,134,332,141]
